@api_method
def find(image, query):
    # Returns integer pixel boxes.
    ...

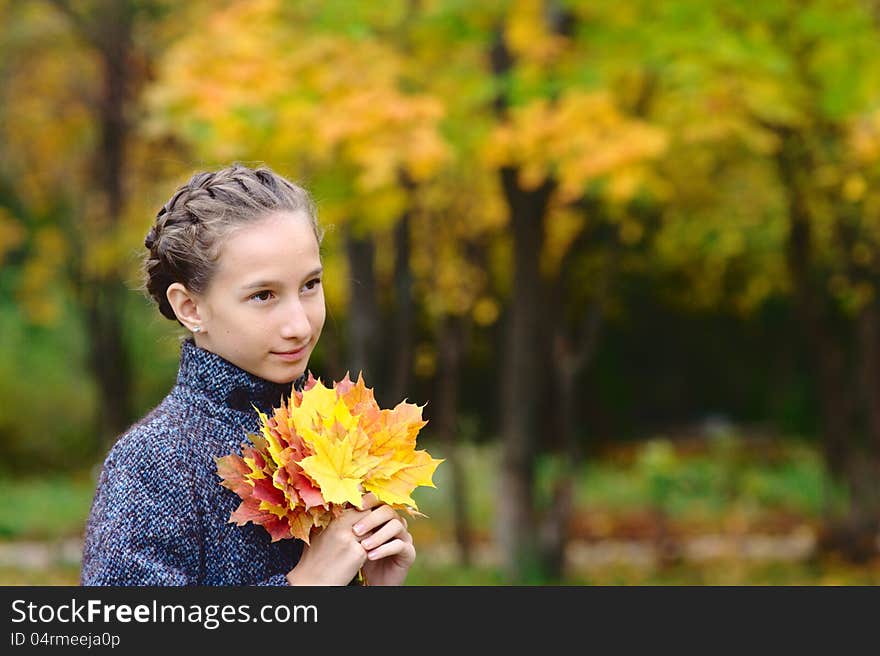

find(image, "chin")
[268,364,307,385]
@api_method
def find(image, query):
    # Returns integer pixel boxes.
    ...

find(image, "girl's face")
[193,210,325,384]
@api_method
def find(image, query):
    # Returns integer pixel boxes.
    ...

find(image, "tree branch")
[46,0,100,49]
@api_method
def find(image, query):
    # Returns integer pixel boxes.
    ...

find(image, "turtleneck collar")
[175,338,306,416]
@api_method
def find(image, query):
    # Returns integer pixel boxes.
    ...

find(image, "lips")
[272,345,308,361]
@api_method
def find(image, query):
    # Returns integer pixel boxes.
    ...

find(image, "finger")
[338,506,371,528]
[352,505,398,537]
[358,517,407,551]
[366,539,416,564]
[358,492,381,510]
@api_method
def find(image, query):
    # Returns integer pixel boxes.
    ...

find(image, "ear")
[166,282,204,333]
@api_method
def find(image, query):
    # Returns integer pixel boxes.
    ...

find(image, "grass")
[0,565,81,586]
[407,561,880,586]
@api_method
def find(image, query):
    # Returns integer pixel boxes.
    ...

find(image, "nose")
[279,296,312,342]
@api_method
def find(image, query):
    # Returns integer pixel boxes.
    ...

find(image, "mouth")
[272,344,309,361]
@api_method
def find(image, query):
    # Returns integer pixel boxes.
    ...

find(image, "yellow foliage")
[0,208,25,262]
[17,227,67,326]
[317,247,349,320]
[505,0,568,65]
[413,343,437,379]
[843,174,867,202]
[847,110,880,165]
[541,206,585,277]
[148,2,449,205]
[472,296,500,326]
[485,90,668,203]
[1,3,97,213]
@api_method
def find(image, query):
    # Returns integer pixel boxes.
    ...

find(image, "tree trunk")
[344,226,380,384]
[389,209,414,406]
[66,0,137,449]
[435,313,473,566]
[775,132,854,478]
[497,166,554,582]
[540,223,618,579]
[773,129,880,560]
[539,358,576,581]
[835,301,880,561]
[318,316,345,383]
[87,278,133,449]
[860,301,880,455]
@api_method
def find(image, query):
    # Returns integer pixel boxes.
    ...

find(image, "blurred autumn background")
[4,0,880,585]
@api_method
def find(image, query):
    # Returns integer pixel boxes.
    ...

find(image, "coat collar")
[175,338,306,416]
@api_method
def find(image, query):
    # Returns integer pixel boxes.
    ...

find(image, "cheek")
[311,298,326,330]
[217,302,256,335]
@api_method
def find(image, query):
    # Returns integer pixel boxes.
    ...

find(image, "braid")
[140,163,322,325]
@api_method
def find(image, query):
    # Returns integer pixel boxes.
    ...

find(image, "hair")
[142,163,324,324]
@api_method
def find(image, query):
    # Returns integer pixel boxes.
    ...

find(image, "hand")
[351,495,416,586]
[285,501,372,586]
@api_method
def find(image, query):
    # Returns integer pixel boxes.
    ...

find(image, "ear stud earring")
[192,326,201,333]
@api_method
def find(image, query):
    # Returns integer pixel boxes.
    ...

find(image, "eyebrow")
[240,267,323,291]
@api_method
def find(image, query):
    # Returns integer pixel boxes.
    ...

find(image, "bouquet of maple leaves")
[214,372,443,546]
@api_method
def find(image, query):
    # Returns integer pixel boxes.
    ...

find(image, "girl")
[80,163,415,585]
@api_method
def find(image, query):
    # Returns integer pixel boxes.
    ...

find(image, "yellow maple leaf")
[258,500,289,519]
[292,378,338,436]
[368,401,428,458]
[364,449,443,508]
[255,408,287,465]
[330,397,359,431]
[299,433,381,507]
[243,456,266,481]
[288,510,315,544]
[217,369,441,548]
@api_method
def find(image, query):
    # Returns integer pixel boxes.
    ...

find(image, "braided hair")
[142,163,323,324]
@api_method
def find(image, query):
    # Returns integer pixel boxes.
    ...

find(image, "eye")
[303,277,322,292]
[249,290,274,303]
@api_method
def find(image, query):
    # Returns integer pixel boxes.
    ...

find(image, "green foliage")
[0,298,96,474]
[0,474,95,540]
[0,283,180,474]
[2,432,834,539]
[569,434,841,519]
[123,292,189,419]
[407,562,508,586]
[422,433,840,533]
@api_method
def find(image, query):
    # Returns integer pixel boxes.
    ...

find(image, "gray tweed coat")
[80,338,307,585]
